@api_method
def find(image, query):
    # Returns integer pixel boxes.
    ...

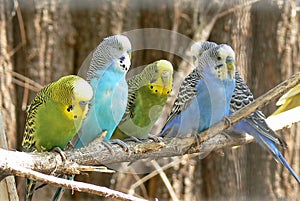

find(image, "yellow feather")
[272,84,300,115]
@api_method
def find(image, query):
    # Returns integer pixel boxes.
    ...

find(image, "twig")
[10,165,146,201]
[216,0,261,19]
[11,71,43,90]
[150,160,179,201]
[129,155,194,193]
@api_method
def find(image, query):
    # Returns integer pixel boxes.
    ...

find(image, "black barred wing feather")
[165,68,202,125]
[231,72,286,147]
[21,85,51,152]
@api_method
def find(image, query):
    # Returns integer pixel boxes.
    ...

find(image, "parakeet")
[190,41,300,184]
[21,75,93,201]
[161,44,236,139]
[52,35,131,201]
[74,34,132,147]
[112,59,173,140]
[266,84,300,130]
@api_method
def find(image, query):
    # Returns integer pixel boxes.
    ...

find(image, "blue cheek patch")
[120,56,125,62]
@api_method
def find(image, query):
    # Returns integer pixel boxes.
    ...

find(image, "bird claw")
[223,116,232,127]
[221,131,232,140]
[148,134,162,142]
[100,141,115,155]
[109,139,130,152]
[34,183,47,191]
[193,133,201,147]
[123,136,143,143]
[64,141,74,150]
[52,147,67,161]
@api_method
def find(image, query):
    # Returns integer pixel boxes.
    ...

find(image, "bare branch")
[10,165,147,201]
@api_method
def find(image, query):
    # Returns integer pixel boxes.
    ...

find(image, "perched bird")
[161,44,236,139]
[52,35,131,201]
[21,75,93,201]
[191,41,300,184]
[112,59,173,140]
[74,34,132,147]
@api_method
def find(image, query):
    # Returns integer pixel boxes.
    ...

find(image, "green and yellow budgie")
[112,59,173,140]
[21,75,93,201]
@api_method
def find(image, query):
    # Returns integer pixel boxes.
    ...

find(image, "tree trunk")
[0,0,19,200]
[0,0,17,150]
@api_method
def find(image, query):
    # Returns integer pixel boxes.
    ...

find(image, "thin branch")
[10,165,146,201]
[150,160,179,201]
[129,156,190,193]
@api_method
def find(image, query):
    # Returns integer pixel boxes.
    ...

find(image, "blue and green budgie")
[74,34,132,147]
[192,41,300,184]
[21,75,93,201]
[161,43,236,139]
[112,59,173,140]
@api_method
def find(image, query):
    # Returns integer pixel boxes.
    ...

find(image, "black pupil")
[67,105,73,112]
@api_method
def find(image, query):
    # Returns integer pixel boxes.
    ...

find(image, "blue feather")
[232,119,300,184]
[75,60,128,147]
[161,66,235,137]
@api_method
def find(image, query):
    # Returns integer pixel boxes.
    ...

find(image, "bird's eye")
[217,56,222,60]
[120,56,125,61]
[79,101,88,106]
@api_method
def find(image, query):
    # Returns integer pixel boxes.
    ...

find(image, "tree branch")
[11,165,146,201]
[0,72,299,199]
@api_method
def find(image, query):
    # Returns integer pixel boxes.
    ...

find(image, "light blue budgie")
[74,34,132,147]
[52,35,132,201]
[191,41,300,184]
[161,43,236,139]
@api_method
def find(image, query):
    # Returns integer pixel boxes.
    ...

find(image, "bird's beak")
[226,56,235,79]
[161,70,171,86]
[127,50,132,60]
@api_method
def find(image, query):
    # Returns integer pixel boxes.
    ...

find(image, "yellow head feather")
[148,59,173,96]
